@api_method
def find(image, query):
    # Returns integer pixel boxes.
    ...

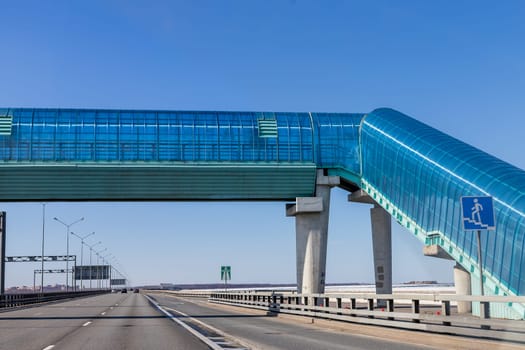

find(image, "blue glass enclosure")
[0,108,362,172]
[361,108,525,296]
[0,107,523,311]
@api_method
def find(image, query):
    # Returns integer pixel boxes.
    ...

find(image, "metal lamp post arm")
[95,248,107,289]
[54,217,84,291]
[86,241,101,289]
[101,253,112,289]
[71,231,94,290]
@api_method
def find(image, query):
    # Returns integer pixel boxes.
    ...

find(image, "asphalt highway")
[1,292,521,350]
[148,293,430,350]
[147,293,524,350]
[0,293,209,350]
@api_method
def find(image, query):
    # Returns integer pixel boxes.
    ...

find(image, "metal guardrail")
[0,290,109,309]
[144,290,212,298]
[162,290,525,343]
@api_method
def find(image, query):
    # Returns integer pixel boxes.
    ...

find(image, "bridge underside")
[0,163,317,201]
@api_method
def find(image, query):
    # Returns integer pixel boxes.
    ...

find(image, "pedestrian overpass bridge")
[0,107,523,318]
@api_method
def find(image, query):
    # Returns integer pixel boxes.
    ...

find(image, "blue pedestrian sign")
[461,196,496,231]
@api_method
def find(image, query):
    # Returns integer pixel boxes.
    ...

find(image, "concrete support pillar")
[454,263,472,313]
[286,170,339,296]
[349,190,392,305]
[370,205,392,302]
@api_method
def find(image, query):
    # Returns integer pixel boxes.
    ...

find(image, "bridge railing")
[161,290,525,343]
[0,290,109,309]
[145,289,212,298]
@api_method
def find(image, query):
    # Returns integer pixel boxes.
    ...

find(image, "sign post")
[0,212,6,295]
[221,265,231,291]
[461,196,495,322]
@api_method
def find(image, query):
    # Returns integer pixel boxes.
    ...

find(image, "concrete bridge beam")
[286,171,339,296]
[454,263,472,313]
[349,191,392,305]
[424,239,473,313]
[370,205,392,306]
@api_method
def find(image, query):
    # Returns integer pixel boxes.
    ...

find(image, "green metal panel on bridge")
[0,162,316,201]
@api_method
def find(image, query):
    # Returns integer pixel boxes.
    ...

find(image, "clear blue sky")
[1,1,524,287]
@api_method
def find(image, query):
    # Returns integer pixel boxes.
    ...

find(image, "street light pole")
[95,248,107,289]
[109,256,115,289]
[54,217,84,291]
[40,203,46,292]
[102,253,112,289]
[87,241,101,289]
[108,257,115,290]
[71,231,94,290]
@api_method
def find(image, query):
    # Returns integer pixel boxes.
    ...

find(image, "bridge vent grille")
[0,115,13,136]
[258,118,278,138]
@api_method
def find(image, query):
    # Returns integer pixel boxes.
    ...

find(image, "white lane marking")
[101,312,106,315]
[110,307,114,309]
[42,346,55,350]
[115,304,119,306]
[164,306,236,344]
[162,298,250,350]
[144,295,223,350]
[82,321,92,327]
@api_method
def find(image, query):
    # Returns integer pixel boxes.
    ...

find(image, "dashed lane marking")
[101,312,106,315]
[42,345,55,350]
[82,321,91,327]
[207,336,245,347]
[146,296,249,350]
[145,295,225,350]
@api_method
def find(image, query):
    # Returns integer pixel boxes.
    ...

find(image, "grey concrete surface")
[348,190,393,300]
[288,170,339,296]
[149,292,432,350]
[454,263,472,313]
[0,293,209,350]
[370,205,392,299]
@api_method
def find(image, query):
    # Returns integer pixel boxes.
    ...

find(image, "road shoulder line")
[144,294,223,350]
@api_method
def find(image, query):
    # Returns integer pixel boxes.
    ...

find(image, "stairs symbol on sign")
[463,217,490,230]
[461,196,496,231]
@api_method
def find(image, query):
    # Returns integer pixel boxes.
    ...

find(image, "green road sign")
[221,266,231,281]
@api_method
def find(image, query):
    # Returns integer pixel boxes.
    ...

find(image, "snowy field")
[199,283,456,295]
[326,283,455,294]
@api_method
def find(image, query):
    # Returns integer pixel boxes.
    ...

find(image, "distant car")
[133,288,139,293]
[121,288,127,293]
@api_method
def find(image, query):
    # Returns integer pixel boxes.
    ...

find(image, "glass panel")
[361,108,525,295]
